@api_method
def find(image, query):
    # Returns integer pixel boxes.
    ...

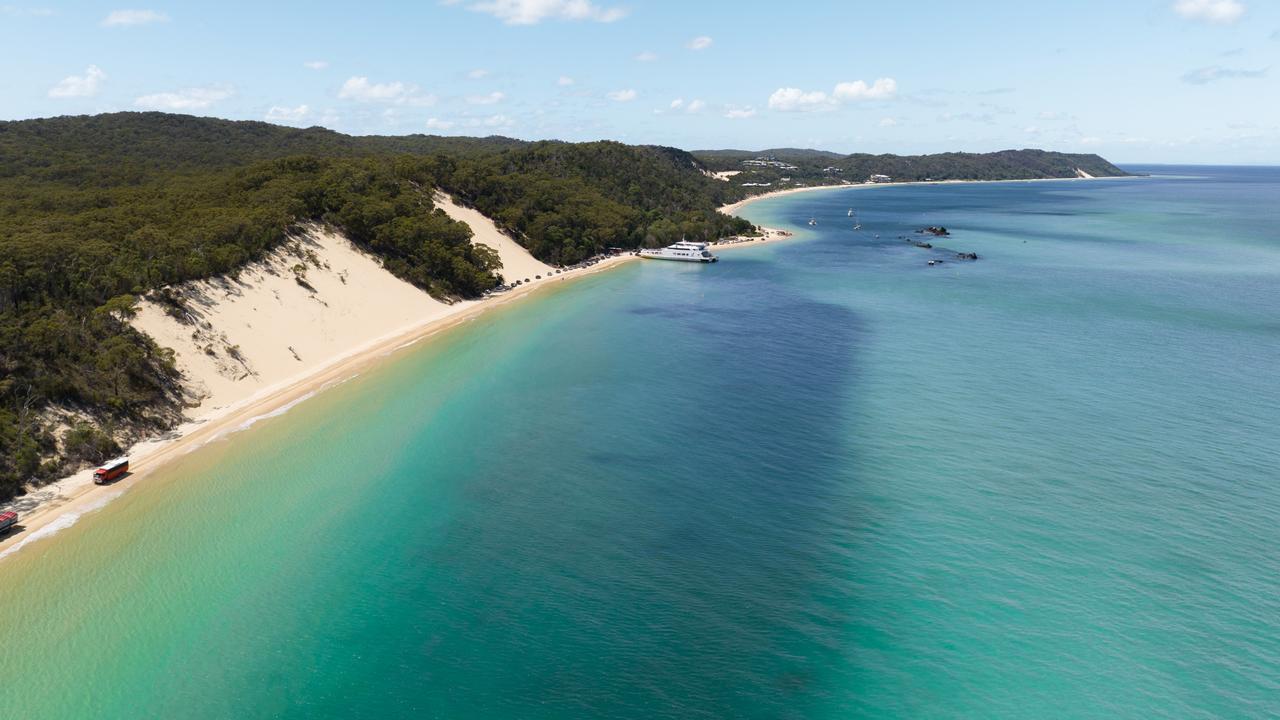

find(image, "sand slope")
[132,225,469,413]
[433,192,552,282]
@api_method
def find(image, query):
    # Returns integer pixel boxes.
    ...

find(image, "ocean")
[1,166,1277,718]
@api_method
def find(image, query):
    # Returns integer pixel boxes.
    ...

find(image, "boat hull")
[639,254,717,262]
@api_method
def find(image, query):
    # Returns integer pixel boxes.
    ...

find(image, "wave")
[0,491,122,561]
[232,391,316,434]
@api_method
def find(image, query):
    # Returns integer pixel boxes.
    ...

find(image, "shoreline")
[710,175,1127,248]
[716,173,1123,217]
[0,173,1127,559]
[0,253,638,560]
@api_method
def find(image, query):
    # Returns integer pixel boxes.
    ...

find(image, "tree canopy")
[0,113,752,499]
[0,112,1130,500]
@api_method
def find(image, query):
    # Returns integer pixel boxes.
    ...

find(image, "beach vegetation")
[0,112,1130,500]
[0,113,749,498]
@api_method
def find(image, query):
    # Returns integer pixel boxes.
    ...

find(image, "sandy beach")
[717,173,1118,217]
[0,219,635,558]
[717,183,856,217]
[707,174,1124,250]
[0,173,1113,558]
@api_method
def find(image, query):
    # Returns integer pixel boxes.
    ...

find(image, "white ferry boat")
[639,240,718,263]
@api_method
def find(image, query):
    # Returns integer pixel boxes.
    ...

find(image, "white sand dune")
[3,219,634,553]
[132,225,470,413]
[433,192,552,282]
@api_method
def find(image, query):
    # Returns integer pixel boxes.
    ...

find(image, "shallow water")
[1,166,1278,718]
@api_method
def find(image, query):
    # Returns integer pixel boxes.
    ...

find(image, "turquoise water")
[2,167,1279,718]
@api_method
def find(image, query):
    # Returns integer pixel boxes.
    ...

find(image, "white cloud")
[460,0,626,25]
[338,76,435,105]
[607,88,637,101]
[101,8,168,26]
[1173,0,1245,24]
[468,68,490,79]
[724,105,756,119]
[634,51,658,62]
[769,78,898,111]
[557,75,575,86]
[265,104,310,124]
[833,78,897,101]
[48,65,106,98]
[427,117,457,131]
[467,91,506,105]
[1,6,55,16]
[768,87,832,112]
[665,98,705,114]
[479,113,513,127]
[879,116,898,127]
[687,35,712,50]
[134,85,233,110]
[303,60,329,70]
[1181,64,1267,83]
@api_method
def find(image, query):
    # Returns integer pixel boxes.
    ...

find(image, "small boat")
[847,208,854,217]
[808,217,817,226]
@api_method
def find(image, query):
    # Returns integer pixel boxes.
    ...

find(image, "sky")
[3,0,1279,163]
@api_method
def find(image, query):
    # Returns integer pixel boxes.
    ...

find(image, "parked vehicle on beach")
[94,457,129,485]
[0,510,17,535]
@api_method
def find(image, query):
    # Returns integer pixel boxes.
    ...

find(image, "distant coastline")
[719,174,1122,217]
[715,175,1124,249]
[0,172,1130,561]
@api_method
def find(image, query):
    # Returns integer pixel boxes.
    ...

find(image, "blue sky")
[4,0,1278,162]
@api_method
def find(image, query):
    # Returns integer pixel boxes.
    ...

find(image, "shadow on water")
[387,258,871,720]
[613,251,871,717]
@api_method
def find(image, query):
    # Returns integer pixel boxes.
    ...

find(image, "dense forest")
[0,112,752,499]
[0,112,1130,501]
[694,147,1130,190]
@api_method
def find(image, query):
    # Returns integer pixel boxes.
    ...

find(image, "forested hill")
[0,112,1130,501]
[0,112,751,500]
[694,147,1129,189]
[1,112,526,171]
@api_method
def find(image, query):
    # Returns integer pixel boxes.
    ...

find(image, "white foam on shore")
[3,387,325,562]
[232,391,316,433]
[183,388,322,456]
[0,491,122,561]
